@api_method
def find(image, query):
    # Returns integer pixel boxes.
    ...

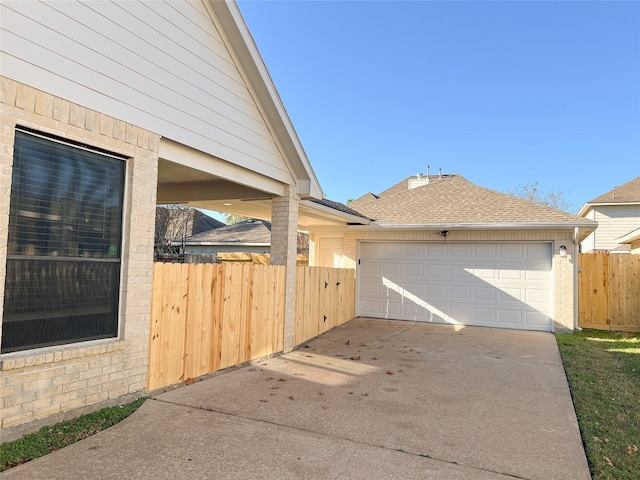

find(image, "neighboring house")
[307,173,597,333]
[578,176,640,253]
[180,218,272,255]
[1,0,367,438]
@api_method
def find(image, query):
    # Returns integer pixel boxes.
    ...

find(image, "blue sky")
[235,0,640,213]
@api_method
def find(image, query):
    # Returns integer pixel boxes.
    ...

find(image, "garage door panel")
[500,244,524,258]
[473,286,497,301]
[425,244,446,257]
[425,283,447,299]
[525,289,549,303]
[526,243,552,260]
[403,243,425,257]
[472,308,497,323]
[450,244,473,258]
[403,263,425,277]
[525,269,550,281]
[499,288,523,302]
[474,244,498,258]
[427,264,447,277]
[382,262,402,276]
[450,285,472,299]
[498,269,523,280]
[499,309,524,325]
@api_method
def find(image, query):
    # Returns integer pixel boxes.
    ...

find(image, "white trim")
[578,201,640,217]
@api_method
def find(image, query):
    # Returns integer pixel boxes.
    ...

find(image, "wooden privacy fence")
[148,263,355,390]
[578,253,640,332]
[294,266,356,345]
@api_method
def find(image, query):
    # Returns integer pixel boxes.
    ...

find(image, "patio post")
[270,185,299,352]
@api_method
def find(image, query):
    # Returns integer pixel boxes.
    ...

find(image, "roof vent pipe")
[417,172,423,178]
[439,168,442,179]
[427,165,430,177]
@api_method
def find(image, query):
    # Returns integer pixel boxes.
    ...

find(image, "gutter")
[347,221,599,231]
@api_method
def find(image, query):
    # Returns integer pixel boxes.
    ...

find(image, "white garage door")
[358,242,553,331]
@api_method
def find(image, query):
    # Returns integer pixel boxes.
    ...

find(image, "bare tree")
[154,205,193,256]
[223,213,249,225]
[508,182,575,213]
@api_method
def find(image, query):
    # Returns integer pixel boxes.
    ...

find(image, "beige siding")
[0,78,158,439]
[582,206,640,252]
[0,0,293,185]
[313,229,576,331]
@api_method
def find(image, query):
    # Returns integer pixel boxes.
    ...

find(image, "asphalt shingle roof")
[185,219,271,244]
[352,175,594,225]
[310,198,371,219]
[586,176,640,204]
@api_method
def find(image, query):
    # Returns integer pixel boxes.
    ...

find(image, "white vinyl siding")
[581,206,640,252]
[0,0,293,185]
[358,242,554,332]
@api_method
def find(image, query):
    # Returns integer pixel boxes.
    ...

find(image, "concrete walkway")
[3,319,590,479]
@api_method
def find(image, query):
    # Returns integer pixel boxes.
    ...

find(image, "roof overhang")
[206,0,323,200]
[348,221,598,231]
[578,201,640,217]
[616,227,640,245]
[298,200,371,229]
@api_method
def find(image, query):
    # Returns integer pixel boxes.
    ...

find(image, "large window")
[1,128,126,353]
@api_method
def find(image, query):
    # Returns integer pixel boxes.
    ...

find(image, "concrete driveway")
[3,318,590,479]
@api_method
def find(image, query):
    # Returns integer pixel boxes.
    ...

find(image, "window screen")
[2,129,126,353]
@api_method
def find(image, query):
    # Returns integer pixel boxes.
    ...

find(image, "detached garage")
[308,173,597,332]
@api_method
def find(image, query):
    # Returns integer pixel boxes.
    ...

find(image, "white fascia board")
[300,200,371,225]
[578,201,640,217]
[208,1,324,200]
[576,203,591,217]
[347,221,598,231]
[616,227,640,244]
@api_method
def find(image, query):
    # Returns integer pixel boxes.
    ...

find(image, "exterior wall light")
[559,245,567,257]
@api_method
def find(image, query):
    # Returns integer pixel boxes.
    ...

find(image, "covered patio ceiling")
[156,159,367,229]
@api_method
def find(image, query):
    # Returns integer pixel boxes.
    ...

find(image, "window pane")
[2,130,126,353]
[7,131,125,258]
[2,259,120,353]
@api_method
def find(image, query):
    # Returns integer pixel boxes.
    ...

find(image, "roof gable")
[586,176,640,204]
[1,0,322,198]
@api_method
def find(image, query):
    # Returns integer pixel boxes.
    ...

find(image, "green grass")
[0,397,146,472]
[556,329,640,480]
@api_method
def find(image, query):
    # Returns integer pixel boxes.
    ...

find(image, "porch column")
[270,185,299,352]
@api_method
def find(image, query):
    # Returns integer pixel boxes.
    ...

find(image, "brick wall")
[334,229,576,331]
[0,77,159,440]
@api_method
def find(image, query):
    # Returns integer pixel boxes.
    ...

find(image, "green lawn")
[0,397,146,472]
[556,329,640,480]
